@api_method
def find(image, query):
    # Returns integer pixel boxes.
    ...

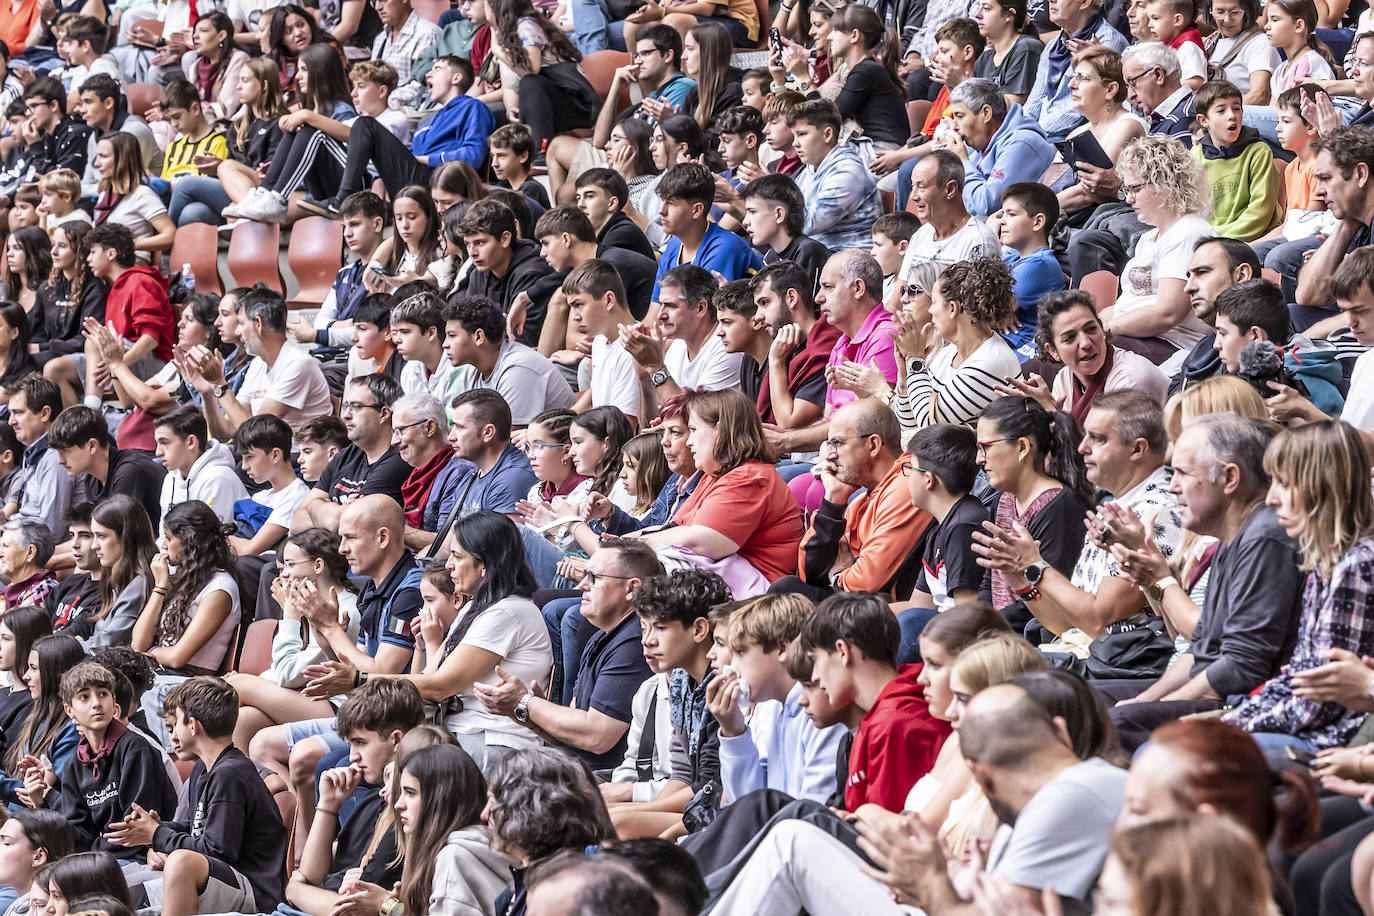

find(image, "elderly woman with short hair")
[0,519,56,611]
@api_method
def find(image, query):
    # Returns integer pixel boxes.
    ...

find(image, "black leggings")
[336,116,433,202]
[518,72,595,153]
[261,125,347,199]
[1289,797,1373,915]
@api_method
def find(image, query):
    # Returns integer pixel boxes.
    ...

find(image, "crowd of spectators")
[0,0,1370,913]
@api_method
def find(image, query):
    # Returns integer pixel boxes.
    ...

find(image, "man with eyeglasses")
[391,393,461,553]
[774,399,932,603]
[290,374,412,533]
[546,24,694,194]
[475,539,663,770]
[1067,42,1193,283]
[368,0,438,109]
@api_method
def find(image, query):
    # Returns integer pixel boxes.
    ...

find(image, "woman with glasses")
[225,527,361,753]
[1056,46,1144,221]
[1206,0,1277,104]
[1096,135,1214,366]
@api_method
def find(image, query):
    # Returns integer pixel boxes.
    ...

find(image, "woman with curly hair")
[1098,136,1214,365]
[891,258,1021,439]
[133,500,239,739]
[32,222,106,368]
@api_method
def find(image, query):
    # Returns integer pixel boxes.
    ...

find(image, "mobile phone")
[769,27,783,63]
[1284,744,1316,766]
[368,264,390,276]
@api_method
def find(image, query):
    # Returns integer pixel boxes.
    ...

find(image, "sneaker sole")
[298,200,340,220]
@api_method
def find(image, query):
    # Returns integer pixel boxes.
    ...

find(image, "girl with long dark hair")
[0,634,84,805]
[0,605,48,760]
[46,852,134,916]
[32,221,106,367]
[0,302,37,397]
[976,396,1094,616]
[393,511,551,770]
[182,12,251,119]
[82,495,156,650]
[487,0,600,155]
[369,186,451,293]
[825,4,908,148]
[224,43,355,224]
[4,225,51,319]
[261,4,340,95]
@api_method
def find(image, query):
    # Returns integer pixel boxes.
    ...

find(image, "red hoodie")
[107,265,175,363]
[845,663,952,811]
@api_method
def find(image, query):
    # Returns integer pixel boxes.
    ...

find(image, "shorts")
[566,140,609,185]
[693,13,750,45]
[129,855,256,915]
[284,716,346,757]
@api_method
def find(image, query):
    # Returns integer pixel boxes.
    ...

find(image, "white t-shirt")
[108,185,167,263]
[227,0,284,33]
[1112,213,1213,351]
[377,106,411,143]
[1176,40,1208,83]
[444,596,553,749]
[1272,48,1335,97]
[590,335,640,417]
[64,55,122,93]
[900,217,1001,278]
[1342,348,1374,431]
[1210,30,1280,88]
[176,570,241,672]
[400,358,461,405]
[663,332,743,391]
[254,477,311,530]
[239,341,333,427]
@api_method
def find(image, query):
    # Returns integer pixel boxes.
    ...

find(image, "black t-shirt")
[916,495,989,607]
[84,447,168,528]
[738,351,827,407]
[765,235,831,289]
[833,59,910,148]
[314,443,411,504]
[47,572,101,634]
[323,789,403,891]
[571,612,653,770]
[598,211,656,261]
[974,35,1045,99]
[598,246,658,321]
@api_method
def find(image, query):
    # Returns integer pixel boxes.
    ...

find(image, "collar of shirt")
[359,551,419,606]
[22,434,48,469]
[838,303,892,349]
[1117,464,1174,509]
[1153,86,1192,123]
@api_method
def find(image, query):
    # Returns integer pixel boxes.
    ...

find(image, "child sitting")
[714,278,775,398]
[904,424,988,614]
[1191,80,1282,243]
[712,106,766,230]
[293,416,348,487]
[348,60,409,144]
[761,90,805,177]
[871,211,919,304]
[227,414,311,557]
[158,79,228,183]
[998,182,1067,361]
[1252,83,1331,300]
[37,168,90,231]
[346,293,407,380]
[1147,0,1207,89]
[489,123,550,209]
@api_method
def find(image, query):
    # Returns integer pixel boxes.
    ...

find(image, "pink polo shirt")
[826,304,900,412]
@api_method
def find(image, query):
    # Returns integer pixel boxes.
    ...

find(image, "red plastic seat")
[1080,270,1119,311]
[168,223,223,296]
[227,221,283,294]
[287,216,343,306]
[582,50,633,114]
[236,618,278,677]
[126,83,162,119]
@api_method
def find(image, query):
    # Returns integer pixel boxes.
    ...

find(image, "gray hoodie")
[429,825,513,916]
[158,439,249,525]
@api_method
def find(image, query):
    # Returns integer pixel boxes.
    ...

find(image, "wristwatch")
[907,357,927,374]
[513,694,533,723]
[213,383,230,399]
[1023,561,1051,586]
[650,368,670,388]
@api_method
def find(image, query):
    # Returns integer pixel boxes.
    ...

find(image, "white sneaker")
[221,187,267,220]
[232,190,288,224]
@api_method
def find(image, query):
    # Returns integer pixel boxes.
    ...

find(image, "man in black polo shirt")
[474,538,663,770]
[291,374,411,534]
[48,405,166,527]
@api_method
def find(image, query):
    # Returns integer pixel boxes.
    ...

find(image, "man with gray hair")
[1099,413,1303,750]
[1023,0,1129,141]
[948,78,1056,218]
[894,151,1000,301]
[391,392,461,552]
[0,517,56,609]
[821,252,899,417]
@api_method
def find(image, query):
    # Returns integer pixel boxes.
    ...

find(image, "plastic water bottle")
[181,263,195,293]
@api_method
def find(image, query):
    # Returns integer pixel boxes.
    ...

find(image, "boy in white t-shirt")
[57,16,122,107]
[227,414,310,556]
[348,60,410,144]
[565,259,641,420]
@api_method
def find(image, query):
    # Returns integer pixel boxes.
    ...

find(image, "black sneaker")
[299,197,342,219]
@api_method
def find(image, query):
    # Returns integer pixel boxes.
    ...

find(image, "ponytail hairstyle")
[3,634,84,774]
[1267,0,1339,70]
[980,396,1095,507]
[157,501,235,649]
[571,406,635,497]
[396,744,488,916]
[829,4,902,88]
[688,21,734,129]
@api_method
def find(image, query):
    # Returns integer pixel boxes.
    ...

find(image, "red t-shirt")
[846,664,952,811]
[672,461,804,582]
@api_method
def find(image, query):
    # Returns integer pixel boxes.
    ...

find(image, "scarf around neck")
[400,448,455,529]
[77,718,127,783]
[669,668,714,757]
[1046,14,1104,89]
[1071,345,1115,423]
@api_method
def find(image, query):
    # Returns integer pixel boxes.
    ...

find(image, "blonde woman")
[1225,421,1374,756]
[1099,136,1214,366]
[169,58,287,227]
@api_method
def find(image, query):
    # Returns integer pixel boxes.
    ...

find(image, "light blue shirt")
[718,681,847,804]
[18,434,72,541]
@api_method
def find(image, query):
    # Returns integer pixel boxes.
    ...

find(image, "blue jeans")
[570,0,627,54]
[1248,731,1320,759]
[541,596,597,705]
[521,524,580,590]
[1252,234,1322,307]
[897,607,938,666]
[170,175,233,226]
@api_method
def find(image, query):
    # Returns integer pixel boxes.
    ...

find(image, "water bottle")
[181,263,195,293]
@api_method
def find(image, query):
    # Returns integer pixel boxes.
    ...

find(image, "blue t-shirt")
[451,444,538,518]
[1001,246,1066,360]
[653,221,763,302]
[650,73,695,111]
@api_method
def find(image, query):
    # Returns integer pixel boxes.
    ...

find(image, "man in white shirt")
[620,264,743,421]
[185,286,332,438]
[895,150,999,310]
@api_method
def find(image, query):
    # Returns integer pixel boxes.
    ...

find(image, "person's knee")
[250,725,286,765]
[164,849,210,890]
[288,739,326,784]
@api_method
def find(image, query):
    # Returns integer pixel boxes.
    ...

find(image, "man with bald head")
[775,399,932,601]
[889,679,1125,915]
